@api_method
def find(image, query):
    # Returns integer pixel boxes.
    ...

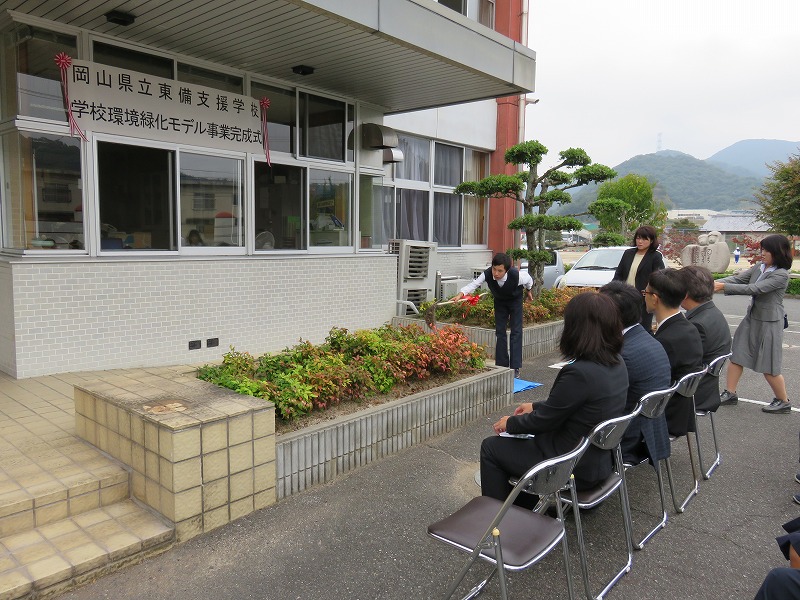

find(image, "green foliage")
[558,148,591,167]
[504,140,548,165]
[589,173,666,237]
[198,325,486,422]
[788,278,800,295]
[593,232,627,247]
[670,218,699,230]
[507,214,582,232]
[420,287,583,328]
[454,173,525,199]
[756,154,800,235]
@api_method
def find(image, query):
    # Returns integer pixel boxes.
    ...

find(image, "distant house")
[701,211,773,247]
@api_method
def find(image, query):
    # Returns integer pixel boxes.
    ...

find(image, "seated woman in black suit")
[480,292,629,506]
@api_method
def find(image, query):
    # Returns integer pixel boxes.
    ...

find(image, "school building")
[0,0,536,377]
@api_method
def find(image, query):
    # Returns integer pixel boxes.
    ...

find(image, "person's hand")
[713,281,724,292]
[492,416,510,434]
[514,402,534,415]
[452,292,464,301]
[526,290,534,302]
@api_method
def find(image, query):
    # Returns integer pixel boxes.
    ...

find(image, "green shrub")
[198,324,486,422]
[420,286,584,329]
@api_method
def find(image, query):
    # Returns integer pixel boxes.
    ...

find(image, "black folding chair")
[428,437,591,600]
[561,409,640,600]
[664,366,708,513]
[624,384,678,549]
[694,352,732,479]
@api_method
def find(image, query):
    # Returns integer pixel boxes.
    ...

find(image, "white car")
[555,246,629,289]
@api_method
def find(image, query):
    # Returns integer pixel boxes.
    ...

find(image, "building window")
[300,93,347,161]
[397,135,430,182]
[177,63,242,94]
[478,0,495,28]
[433,192,462,247]
[2,25,77,122]
[180,153,243,248]
[463,148,488,244]
[1,131,83,250]
[396,188,429,241]
[434,143,463,187]
[252,83,296,155]
[439,0,466,16]
[93,41,173,79]
[309,169,351,247]
[97,141,175,250]
[254,162,305,250]
[358,175,394,249]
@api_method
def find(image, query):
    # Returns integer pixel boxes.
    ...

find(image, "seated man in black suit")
[600,281,672,465]
[644,268,704,437]
[680,266,732,411]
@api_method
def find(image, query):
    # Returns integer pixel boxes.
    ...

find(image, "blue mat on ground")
[514,378,542,393]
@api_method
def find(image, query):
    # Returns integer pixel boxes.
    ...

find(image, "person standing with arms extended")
[715,234,793,413]
[453,252,533,378]
[613,225,666,331]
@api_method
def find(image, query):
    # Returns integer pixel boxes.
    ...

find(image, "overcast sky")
[526,0,800,169]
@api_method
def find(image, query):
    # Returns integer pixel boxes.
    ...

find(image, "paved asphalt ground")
[61,294,800,600]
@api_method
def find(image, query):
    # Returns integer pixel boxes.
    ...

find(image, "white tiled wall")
[3,255,398,378]
[0,262,16,375]
[436,249,492,279]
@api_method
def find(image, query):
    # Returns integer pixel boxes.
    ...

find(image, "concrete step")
[0,463,129,539]
[0,499,174,599]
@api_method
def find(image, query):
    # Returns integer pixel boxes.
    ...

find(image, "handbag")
[785,314,789,329]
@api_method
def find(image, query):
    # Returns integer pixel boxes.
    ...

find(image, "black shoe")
[793,494,800,506]
[762,398,792,414]
[514,369,520,378]
[719,390,738,406]
[794,472,800,485]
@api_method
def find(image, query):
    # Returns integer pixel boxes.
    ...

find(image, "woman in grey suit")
[714,234,793,413]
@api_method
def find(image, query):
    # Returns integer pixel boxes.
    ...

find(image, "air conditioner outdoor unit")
[439,278,471,300]
[395,239,437,315]
[472,265,490,280]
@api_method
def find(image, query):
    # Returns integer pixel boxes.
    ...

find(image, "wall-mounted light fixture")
[105,10,136,26]
[291,65,315,76]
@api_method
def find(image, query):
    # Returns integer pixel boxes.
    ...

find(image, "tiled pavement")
[0,370,174,599]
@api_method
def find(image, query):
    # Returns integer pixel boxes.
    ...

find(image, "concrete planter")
[275,366,512,499]
[391,316,564,361]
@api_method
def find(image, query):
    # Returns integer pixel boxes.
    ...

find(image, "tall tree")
[756,153,800,235]
[587,173,667,240]
[456,141,615,297]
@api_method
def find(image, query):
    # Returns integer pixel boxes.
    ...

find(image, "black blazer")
[506,359,628,486]
[613,248,666,291]
[654,314,704,436]
[685,301,732,411]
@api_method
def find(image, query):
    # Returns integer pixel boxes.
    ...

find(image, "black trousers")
[494,298,523,369]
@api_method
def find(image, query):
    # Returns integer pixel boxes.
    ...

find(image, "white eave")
[5,0,536,113]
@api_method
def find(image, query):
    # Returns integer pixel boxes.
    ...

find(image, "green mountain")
[551,150,762,217]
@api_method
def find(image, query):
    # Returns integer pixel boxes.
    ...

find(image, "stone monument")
[680,230,731,272]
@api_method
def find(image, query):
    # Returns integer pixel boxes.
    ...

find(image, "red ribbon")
[259,97,271,166]
[54,53,87,141]
[463,294,481,306]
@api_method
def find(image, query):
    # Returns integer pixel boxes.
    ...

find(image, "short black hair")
[599,281,643,328]
[559,292,622,366]
[491,252,512,270]
[648,268,685,309]
[760,234,793,270]
[680,265,714,303]
[632,225,659,253]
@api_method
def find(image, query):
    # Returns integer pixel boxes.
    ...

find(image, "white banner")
[66,60,264,154]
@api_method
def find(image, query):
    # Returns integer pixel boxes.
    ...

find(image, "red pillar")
[488,0,525,255]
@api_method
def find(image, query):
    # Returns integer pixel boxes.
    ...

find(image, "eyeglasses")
[642,290,657,297]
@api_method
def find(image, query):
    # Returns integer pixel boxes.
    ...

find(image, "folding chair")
[624,384,677,549]
[664,366,708,513]
[428,438,591,600]
[560,409,640,600]
[694,352,732,479]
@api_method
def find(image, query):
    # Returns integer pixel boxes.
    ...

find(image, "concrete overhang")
[6,0,535,113]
